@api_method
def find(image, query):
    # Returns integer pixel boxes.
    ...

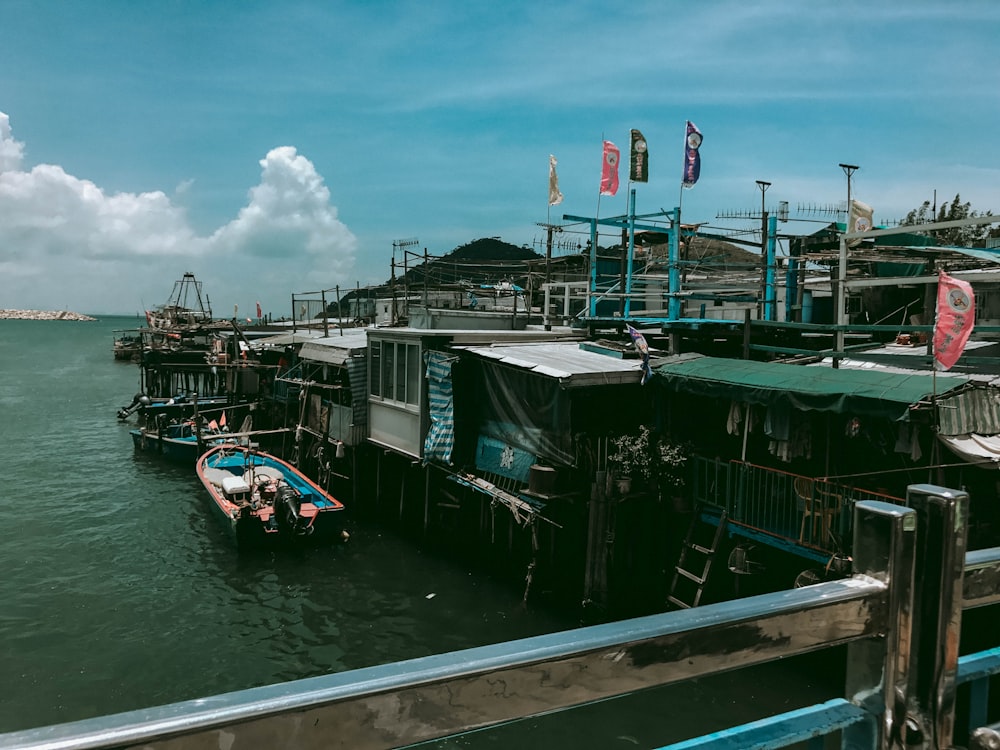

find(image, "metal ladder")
[667,507,727,609]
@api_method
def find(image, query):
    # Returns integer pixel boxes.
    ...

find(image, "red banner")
[600,140,620,196]
[934,271,975,371]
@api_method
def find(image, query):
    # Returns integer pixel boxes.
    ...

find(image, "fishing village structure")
[47,204,1000,748]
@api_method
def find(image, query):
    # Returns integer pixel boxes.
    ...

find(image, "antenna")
[715,201,788,222]
[796,202,845,218]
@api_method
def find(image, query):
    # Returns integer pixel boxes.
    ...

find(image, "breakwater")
[0,309,96,320]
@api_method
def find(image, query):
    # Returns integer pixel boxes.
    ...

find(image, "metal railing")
[690,456,906,557]
[3,488,1000,749]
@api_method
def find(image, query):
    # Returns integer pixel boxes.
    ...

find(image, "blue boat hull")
[196,445,346,551]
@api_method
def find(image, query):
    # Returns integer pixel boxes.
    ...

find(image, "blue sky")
[1,1,999,316]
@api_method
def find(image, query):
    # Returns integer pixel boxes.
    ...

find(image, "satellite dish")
[728,544,765,575]
[794,569,824,588]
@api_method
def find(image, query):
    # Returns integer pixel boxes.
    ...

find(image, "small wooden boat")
[130,419,233,463]
[196,444,345,549]
[112,329,142,361]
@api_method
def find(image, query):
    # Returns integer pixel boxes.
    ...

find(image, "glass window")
[394,343,406,402]
[383,341,396,401]
[370,340,381,397]
[406,344,420,405]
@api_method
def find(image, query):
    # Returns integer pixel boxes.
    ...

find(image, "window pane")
[396,342,407,403]
[406,344,420,405]
[384,341,395,401]
[370,340,381,397]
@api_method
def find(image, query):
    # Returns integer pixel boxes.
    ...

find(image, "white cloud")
[209,146,357,289]
[0,114,356,314]
[0,112,24,172]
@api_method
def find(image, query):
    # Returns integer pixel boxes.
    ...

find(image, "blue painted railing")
[690,456,906,557]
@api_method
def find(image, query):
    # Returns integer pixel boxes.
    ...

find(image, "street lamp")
[834,164,859,368]
[838,163,858,222]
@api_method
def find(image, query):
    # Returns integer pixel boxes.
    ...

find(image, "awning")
[938,434,1000,469]
[936,387,1000,437]
[653,355,969,422]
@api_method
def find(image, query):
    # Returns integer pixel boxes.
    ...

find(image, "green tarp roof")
[653,355,969,421]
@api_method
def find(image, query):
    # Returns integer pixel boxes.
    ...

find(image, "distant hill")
[446,237,540,262]
[684,236,760,267]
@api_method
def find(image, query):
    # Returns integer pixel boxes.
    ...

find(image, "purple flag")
[682,121,703,188]
[627,324,653,385]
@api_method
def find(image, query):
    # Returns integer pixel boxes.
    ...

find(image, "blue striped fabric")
[423,351,456,464]
[937,386,1000,436]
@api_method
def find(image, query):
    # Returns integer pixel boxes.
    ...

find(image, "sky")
[1,1,999,317]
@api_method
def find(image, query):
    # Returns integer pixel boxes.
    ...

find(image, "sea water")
[0,316,835,748]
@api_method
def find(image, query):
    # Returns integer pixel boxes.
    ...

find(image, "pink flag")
[934,271,975,371]
[600,141,620,196]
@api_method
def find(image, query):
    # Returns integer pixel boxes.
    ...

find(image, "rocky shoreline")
[0,309,97,321]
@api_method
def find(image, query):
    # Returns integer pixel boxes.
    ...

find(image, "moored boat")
[196,444,346,549]
[130,419,234,463]
[112,329,142,361]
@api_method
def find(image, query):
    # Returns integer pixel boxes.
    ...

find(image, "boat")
[112,328,142,361]
[196,444,346,548]
[116,392,233,422]
[130,418,234,463]
[144,272,214,331]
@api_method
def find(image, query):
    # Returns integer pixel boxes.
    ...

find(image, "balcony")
[689,456,907,561]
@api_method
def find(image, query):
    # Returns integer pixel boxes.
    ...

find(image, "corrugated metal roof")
[297,330,370,365]
[250,330,328,347]
[456,341,644,386]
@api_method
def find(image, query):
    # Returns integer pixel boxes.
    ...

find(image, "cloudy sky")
[2,1,999,317]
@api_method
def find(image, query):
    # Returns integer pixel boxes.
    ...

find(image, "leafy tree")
[903,194,995,247]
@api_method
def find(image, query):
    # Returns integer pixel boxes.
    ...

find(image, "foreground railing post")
[845,500,917,749]
[905,485,970,750]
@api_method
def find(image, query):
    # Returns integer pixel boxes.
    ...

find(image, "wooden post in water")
[192,392,204,458]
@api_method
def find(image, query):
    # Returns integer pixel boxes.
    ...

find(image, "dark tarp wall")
[478,360,574,466]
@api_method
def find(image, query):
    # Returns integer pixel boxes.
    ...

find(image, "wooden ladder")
[667,508,728,610]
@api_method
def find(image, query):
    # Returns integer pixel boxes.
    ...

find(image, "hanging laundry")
[727,401,743,436]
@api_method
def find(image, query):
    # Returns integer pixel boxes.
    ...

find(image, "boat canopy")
[652,354,969,422]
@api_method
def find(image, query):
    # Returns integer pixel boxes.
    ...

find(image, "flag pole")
[595,133,605,229]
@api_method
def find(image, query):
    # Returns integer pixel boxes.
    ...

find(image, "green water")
[0,317,577,733]
[0,316,836,748]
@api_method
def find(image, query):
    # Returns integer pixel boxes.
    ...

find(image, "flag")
[682,120,703,188]
[934,271,975,371]
[208,419,219,431]
[548,154,564,206]
[630,129,648,183]
[220,411,227,428]
[256,301,262,318]
[626,324,653,385]
[847,200,874,247]
[600,140,620,196]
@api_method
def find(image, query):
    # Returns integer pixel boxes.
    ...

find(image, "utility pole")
[756,180,771,319]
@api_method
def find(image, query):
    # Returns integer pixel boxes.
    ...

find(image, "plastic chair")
[794,477,843,545]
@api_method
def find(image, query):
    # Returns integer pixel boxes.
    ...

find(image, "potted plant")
[653,436,689,492]
[607,425,653,494]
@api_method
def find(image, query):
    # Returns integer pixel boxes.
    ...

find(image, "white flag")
[548,154,564,206]
[847,199,874,247]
